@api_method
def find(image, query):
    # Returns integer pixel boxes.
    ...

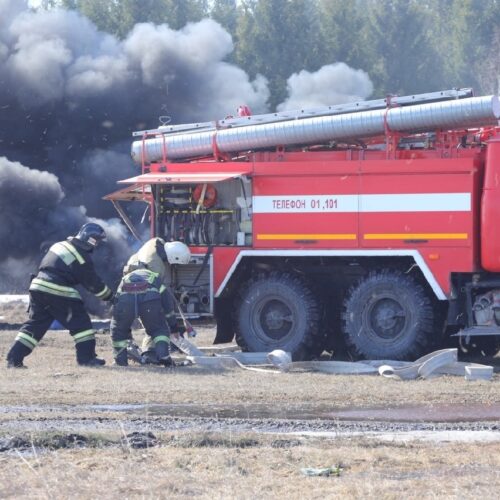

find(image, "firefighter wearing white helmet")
[110,238,191,366]
[164,241,191,265]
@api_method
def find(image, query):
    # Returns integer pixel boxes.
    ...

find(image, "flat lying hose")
[378,348,457,380]
[187,355,279,374]
[170,336,204,356]
[169,342,493,380]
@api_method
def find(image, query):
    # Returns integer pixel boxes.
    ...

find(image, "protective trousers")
[141,288,177,352]
[110,293,170,366]
[6,291,97,366]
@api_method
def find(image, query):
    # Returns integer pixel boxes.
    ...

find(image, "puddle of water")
[89,403,327,420]
[2,402,500,423]
[91,402,500,423]
[328,404,500,422]
[89,404,147,412]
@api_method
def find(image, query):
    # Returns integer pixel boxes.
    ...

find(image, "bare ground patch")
[1,325,499,498]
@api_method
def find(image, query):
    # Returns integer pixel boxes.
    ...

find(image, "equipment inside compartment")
[155,177,252,246]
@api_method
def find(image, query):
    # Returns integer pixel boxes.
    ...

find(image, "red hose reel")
[192,183,217,209]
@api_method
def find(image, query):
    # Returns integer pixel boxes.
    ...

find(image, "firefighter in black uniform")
[6,223,114,368]
[111,240,191,367]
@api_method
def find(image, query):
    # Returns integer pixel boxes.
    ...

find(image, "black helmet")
[75,223,106,248]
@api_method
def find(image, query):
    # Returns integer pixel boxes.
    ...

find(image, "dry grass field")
[1,435,500,499]
[1,300,500,498]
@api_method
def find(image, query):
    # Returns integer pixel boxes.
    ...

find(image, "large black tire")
[235,272,321,360]
[342,270,436,360]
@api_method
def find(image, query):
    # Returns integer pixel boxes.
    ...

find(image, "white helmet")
[164,241,191,265]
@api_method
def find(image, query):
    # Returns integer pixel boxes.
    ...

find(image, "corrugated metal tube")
[131,95,500,163]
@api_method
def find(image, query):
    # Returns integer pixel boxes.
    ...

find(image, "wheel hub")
[258,299,294,340]
[368,297,406,339]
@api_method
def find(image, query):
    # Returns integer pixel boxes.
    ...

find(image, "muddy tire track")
[0,403,499,443]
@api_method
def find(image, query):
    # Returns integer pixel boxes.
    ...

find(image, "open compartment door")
[115,169,252,246]
[117,170,252,185]
[103,184,152,241]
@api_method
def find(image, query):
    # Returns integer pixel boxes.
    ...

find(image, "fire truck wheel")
[342,270,435,361]
[235,272,321,360]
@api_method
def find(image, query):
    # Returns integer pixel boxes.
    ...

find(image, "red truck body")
[107,89,500,360]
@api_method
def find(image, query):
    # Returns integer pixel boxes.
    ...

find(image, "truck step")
[453,326,500,337]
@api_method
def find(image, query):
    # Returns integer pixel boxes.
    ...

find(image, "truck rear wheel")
[235,271,321,360]
[342,270,435,360]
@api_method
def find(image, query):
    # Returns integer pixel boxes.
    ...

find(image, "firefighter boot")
[161,355,175,368]
[76,338,106,367]
[154,338,175,368]
[141,350,160,365]
[112,340,129,366]
[6,339,33,368]
[114,349,128,367]
[126,341,144,365]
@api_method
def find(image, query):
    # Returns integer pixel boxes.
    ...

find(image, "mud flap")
[213,297,234,344]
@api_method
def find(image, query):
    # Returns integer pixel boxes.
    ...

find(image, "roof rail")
[132,88,474,138]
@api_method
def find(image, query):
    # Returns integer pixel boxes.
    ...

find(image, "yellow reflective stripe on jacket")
[72,329,95,344]
[113,340,128,348]
[16,332,38,350]
[30,278,81,299]
[153,335,170,344]
[49,241,85,266]
[143,270,159,285]
[60,241,85,264]
[49,242,77,266]
[95,285,111,298]
[159,284,166,293]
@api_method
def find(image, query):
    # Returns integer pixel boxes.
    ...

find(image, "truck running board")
[453,326,500,337]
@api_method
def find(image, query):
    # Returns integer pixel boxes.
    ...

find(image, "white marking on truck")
[253,193,471,213]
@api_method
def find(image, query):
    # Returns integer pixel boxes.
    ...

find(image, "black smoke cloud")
[0,0,269,294]
[0,0,372,298]
[0,156,68,260]
[0,156,129,294]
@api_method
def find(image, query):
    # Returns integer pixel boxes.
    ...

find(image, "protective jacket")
[123,237,177,329]
[30,237,112,301]
[124,238,170,283]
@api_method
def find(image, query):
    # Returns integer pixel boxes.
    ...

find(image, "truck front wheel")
[342,270,436,360]
[235,272,321,360]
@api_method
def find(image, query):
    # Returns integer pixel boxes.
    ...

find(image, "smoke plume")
[0,0,269,295]
[277,63,373,111]
[0,1,373,301]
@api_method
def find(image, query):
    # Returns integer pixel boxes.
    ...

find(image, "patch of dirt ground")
[1,319,499,498]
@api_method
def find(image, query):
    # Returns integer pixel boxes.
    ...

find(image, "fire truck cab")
[106,88,500,360]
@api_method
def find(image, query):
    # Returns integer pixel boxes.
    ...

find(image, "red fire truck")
[106,88,500,360]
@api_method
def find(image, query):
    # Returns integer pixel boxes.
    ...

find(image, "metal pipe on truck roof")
[131,95,500,164]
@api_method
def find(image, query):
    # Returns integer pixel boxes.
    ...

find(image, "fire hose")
[164,287,205,357]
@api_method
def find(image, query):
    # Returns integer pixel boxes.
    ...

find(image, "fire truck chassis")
[106,88,500,361]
